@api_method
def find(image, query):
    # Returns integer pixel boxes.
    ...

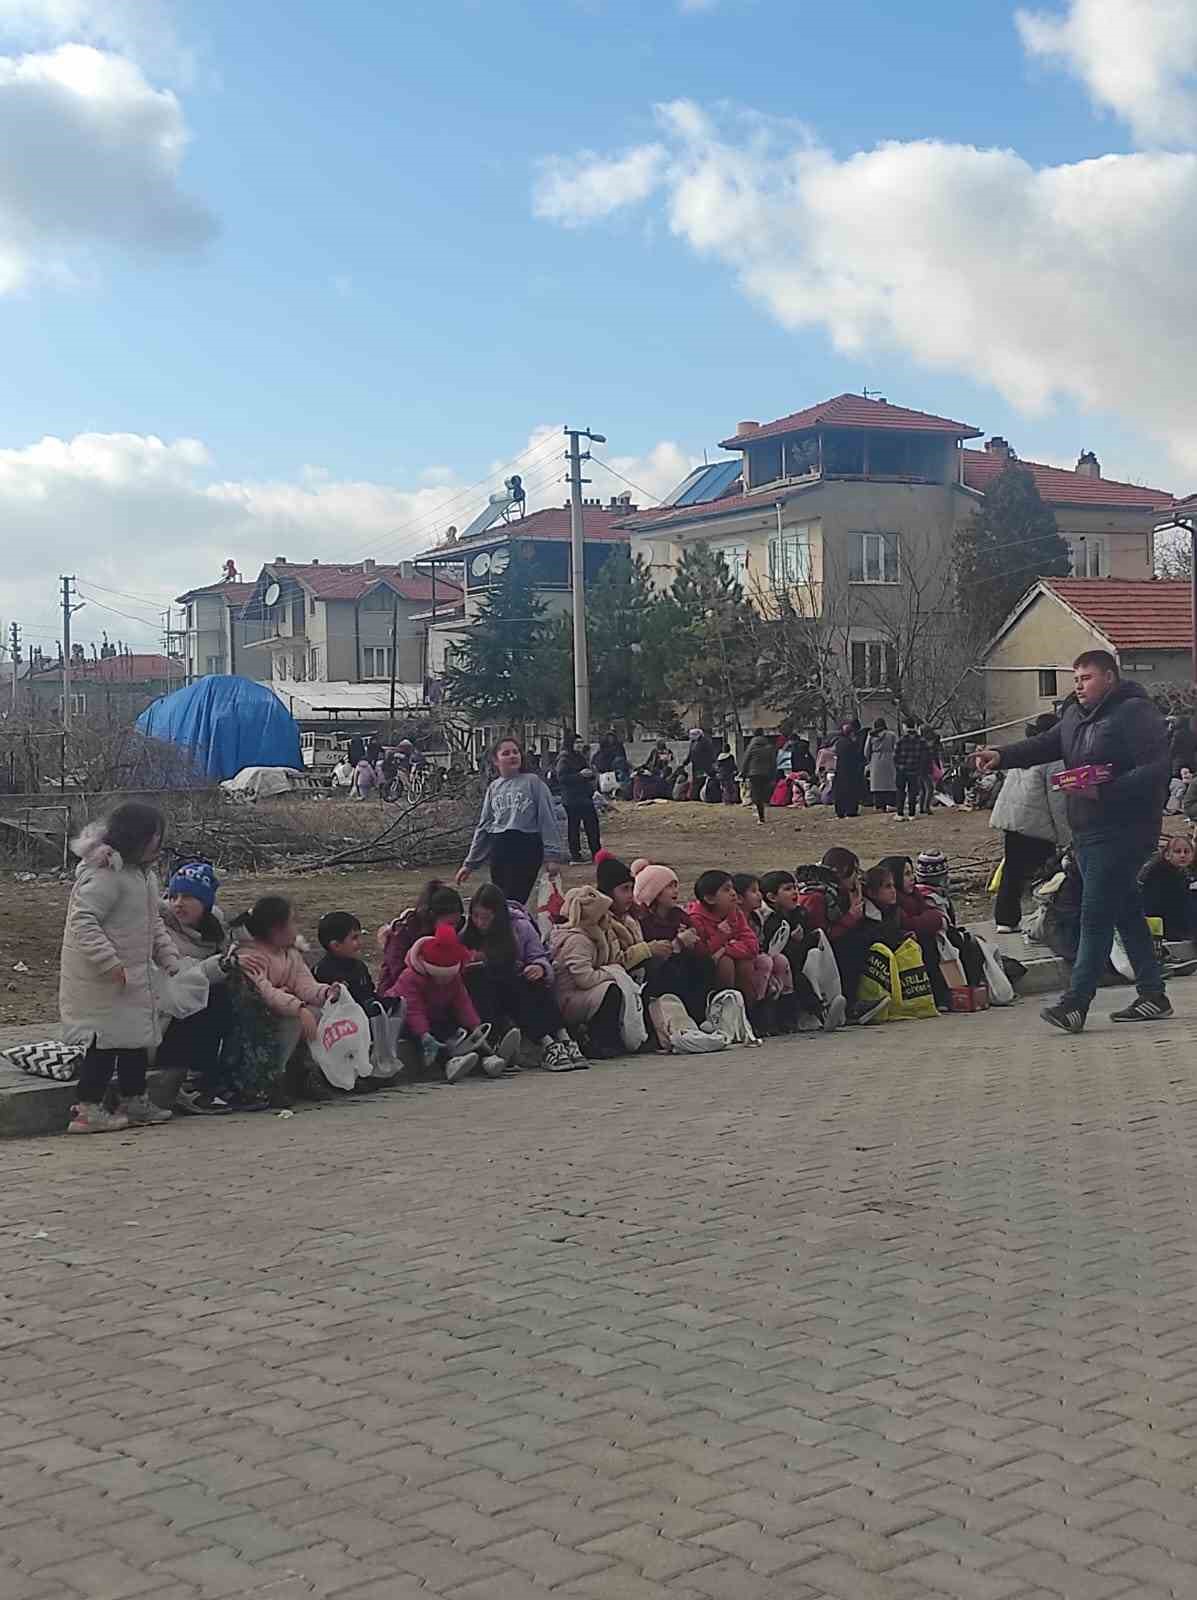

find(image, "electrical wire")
[73,590,165,636]
[588,456,662,506]
[76,577,176,607]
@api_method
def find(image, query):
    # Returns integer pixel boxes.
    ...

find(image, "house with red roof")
[176,571,265,684]
[232,556,464,696]
[982,578,1192,738]
[21,650,182,727]
[618,393,1174,714]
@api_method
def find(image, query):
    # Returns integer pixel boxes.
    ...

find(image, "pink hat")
[409,925,470,981]
[633,860,678,909]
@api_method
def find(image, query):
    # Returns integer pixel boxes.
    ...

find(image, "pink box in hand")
[1051,763,1114,792]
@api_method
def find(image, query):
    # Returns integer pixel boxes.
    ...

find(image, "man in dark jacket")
[977,650,1170,1032]
[742,729,779,823]
[686,728,716,794]
[556,735,600,861]
[893,720,932,819]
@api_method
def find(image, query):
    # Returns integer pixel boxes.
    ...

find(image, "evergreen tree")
[441,562,565,724]
[662,544,763,734]
[956,463,1071,638]
[585,550,669,733]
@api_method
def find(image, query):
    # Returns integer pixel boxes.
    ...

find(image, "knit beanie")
[915,850,949,887]
[594,849,633,896]
[411,925,470,981]
[632,859,678,909]
[168,860,218,910]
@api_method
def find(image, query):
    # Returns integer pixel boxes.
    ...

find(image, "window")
[308,647,322,681]
[1038,669,1058,698]
[768,530,812,589]
[205,654,224,675]
[851,640,895,690]
[714,542,750,582]
[849,532,900,584]
[185,604,194,628]
[362,646,392,678]
[60,692,87,715]
[1070,536,1108,578]
[291,595,305,633]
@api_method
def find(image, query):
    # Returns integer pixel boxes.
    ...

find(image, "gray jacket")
[989,763,1070,846]
[59,826,180,1049]
[865,730,898,792]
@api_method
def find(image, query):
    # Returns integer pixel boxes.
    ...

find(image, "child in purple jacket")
[461,884,586,1072]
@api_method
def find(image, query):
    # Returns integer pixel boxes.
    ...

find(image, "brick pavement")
[2,1002,1197,1598]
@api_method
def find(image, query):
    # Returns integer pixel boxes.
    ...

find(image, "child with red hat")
[393,925,519,1083]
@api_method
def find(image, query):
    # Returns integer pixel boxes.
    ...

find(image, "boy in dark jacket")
[760,869,838,1029]
[315,912,378,1012]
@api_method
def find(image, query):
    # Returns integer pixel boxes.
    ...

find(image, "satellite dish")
[263,580,282,607]
[471,552,492,578]
[490,548,510,576]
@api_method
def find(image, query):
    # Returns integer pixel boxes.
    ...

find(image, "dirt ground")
[0,798,1003,1028]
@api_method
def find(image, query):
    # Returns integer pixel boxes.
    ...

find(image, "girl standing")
[457,736,567,905]
[60,802,181,1134]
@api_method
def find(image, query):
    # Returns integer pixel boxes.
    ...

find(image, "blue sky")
[0,0,1193,649]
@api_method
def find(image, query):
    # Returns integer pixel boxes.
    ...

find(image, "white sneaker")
[994,924,1020,935]
[67,1101,129,1135]
[459,1024,491,1055]
[822,995,848,1032]
[444,1051,480,1084]
[481,1027,520,1078]
[120,1094,172,1126]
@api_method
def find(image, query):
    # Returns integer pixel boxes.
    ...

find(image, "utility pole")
[9,621,19,714]
[565,425,606,740]
[60,576,83,731]
[388,592,400,734]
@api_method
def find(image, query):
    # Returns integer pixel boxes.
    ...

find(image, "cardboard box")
[949,986,990,1013]
[1051,763,1114,792]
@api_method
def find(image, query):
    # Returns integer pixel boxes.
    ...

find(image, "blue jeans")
[1068,837,1164,1008]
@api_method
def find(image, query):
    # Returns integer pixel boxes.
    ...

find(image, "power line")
[589,456,662,506]
[77,577,176,608]
[73,589,164,634]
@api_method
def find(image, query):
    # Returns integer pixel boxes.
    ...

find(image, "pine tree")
[662,544,763,734]
[441,563,565,724]
[584,550,668,733]
[956,463,1071,638]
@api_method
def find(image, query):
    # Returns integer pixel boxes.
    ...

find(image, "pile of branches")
[158,779,485,875]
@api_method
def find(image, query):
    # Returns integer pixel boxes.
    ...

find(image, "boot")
[775,991,800,1034]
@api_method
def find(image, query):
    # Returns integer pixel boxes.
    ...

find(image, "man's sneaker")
[822,995,848,1032]
[1111,993,1174,1023]
[1041,1001,1087,1034]
[67,1101,129,1135]
[994,924,1020,935]
[1163,957,1197,978]
[847,996,890,1026]
[481,1027,520,1078]
[444,1050,480,1084]
[174,1086,230,1116]
[120,1094,172,1126]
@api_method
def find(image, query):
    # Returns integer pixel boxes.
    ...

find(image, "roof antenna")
[863,387,884,400]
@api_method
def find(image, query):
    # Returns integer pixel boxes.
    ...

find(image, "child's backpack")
[704,989,761,1046]
[648,994,729,1053]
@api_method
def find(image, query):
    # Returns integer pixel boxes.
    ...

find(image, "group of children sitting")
[55,797,1002,1135]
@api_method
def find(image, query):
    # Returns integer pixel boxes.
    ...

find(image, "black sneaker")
[1110,994,1174,1023]
[1041,1001,1087,1034]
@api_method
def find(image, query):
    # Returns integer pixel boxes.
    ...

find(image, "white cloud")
[0,0,188,77]
[0,426,697,649]
[533,98,1197,475]
[1017,0,1197,146]
[0,41,213,292]
[533,144,666,225]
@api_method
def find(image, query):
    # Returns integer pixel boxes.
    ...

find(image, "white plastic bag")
[598,770,618,796]
[974,935,1015,1005]
[368,1007,405,1078]
[529,867,565,939]
[309,990,372,1088]
[152,965,209,1021]
[607,965,648,1052]
[802,930,843,1009]
[704,989,760,1046]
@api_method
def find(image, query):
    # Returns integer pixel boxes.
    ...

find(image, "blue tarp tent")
[137,676,302,781]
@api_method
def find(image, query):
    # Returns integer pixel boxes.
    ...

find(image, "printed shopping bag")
[309,990,372,1089]
[857,939,937,1021]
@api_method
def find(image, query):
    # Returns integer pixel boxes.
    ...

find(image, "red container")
[949,986,990,1013]
[1051,763,1114,792]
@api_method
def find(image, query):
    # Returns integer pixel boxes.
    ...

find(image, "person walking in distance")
[975,651,1171,1032]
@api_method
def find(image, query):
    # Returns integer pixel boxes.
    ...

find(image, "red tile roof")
[720,394,982,449]
[260,563,463,603]
[415,504,631,560]
[175,579,256,605]
[1044,579,1191,650]
[963,450,1172,510]
[31,653,176,682]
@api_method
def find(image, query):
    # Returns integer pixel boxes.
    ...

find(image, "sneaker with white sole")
[540,1040,577,1071]
[565,1037,588,1066]
[67,1101,129,1135]
[1042,1000,1087,1034]
[174,1086,231,1116]
[481,1027,520,1078]
[1110,993,1173,1023]
[444,1050,480,1084]
[459,1024,491,1056]
[120,1093,172,1126]
[994,924,1020,935]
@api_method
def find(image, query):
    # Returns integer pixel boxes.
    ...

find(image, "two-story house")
[175,571,263,683]
[619,393,1173,720]
[234,558,463,691]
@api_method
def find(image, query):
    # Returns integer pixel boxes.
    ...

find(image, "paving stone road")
[2,1001,1197,1599]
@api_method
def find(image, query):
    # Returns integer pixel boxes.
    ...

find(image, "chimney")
[608,493,633,511]
[985,437,1013,462]
[275,556,287,564]
[1076,450,1101,479]
[736,420,759,437]
[362,558,376,573]
[399,560,413,579]
[310,557,319,565]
